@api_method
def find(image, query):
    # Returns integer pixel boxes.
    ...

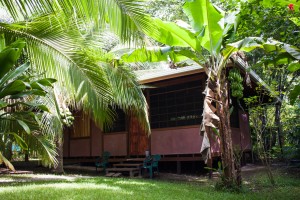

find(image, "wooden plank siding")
[63,71,252,162]
[129,115,149,155]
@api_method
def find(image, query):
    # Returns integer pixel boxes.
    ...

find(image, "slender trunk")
[254,107,276,186]
[260,107,269,151]
[259,136,275,186]
[25,151,29,162]
[4,140,12,161]
[275,101,283,156]
[52,90,64,174]
[53,134,64,174]
[216,71,236,185]
[0,140,5,155]
[236,159,242,186]
[275,71,284,157]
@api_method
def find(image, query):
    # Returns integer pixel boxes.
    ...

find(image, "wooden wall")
[63,72,252,158]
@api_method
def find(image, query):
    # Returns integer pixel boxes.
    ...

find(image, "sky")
[0,7,13,23]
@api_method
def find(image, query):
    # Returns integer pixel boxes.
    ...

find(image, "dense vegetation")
[0,0,299,192]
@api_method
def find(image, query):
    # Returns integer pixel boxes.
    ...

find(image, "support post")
[176,161,181,174]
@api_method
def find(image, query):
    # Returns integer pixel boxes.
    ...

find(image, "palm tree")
[0,0,151,172]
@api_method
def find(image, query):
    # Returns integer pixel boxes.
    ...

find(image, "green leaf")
[183,0,224,55]
[275,53,294,65]
[0,62,30,88]
[36,78,56,87]
[168,51,190,63]
[223,37,264,59]
[263,40,300,60]
[0,80,26,99]
[281,44,300,60]
[37,105,50,112]
[287,62,300,72]
[10,90,47,99]
[142,17,200,51]
[121,46,193,63]
[7,132,28,150]
[17,120,31,134]
[225,38,300,61]
[174,49,203,64]
[14,102,50,112]
[289,85,300,105]
[290,17,300,26]
[0,99,8,109]
[0,39,26,78]
[121,47,170,62]
[0,33,5,51]
[31,78,56,90]
[30,82,45,90]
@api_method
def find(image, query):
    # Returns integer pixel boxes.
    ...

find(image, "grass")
[0,171,300,200]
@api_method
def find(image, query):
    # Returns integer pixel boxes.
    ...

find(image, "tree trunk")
[216,71,236,185]
[275,101,283,156]
[25,152,29,162]
[4,141,12,161]
[201,70,236,186]
[52,134,64,174]
[201,72,236,187]
[260,107,269,151]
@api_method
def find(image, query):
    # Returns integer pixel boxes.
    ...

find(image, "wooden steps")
[106,167,141,177]
[105,172,122,177]
[113,163,142,168]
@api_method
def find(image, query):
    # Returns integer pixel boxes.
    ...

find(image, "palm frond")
[103,65,150,134]
[0,14,115,128]
[0,0,153,43]
[0,151,15,171]
[22,130,58,167]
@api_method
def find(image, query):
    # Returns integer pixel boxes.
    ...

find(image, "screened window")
[104,108,126,133]
[150,80,204,129]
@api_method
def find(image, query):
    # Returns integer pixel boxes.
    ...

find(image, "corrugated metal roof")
[135,65,204,84]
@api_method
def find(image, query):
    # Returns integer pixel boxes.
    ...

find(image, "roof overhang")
[233,56,281,104]
[135,65,204,84]
[134,58,280,103]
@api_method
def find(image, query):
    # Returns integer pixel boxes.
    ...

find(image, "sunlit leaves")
[289,85,300,105]
[288,62,300,72]
[183,0,224,55]
[141,17,200,51]
[0,0,152,43]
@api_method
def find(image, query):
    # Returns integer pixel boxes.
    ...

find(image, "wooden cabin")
[63,58,258,173]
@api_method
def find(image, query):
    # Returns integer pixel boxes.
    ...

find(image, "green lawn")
[0,172,300,200]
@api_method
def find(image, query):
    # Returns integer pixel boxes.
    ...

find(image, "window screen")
[150,80,204,129]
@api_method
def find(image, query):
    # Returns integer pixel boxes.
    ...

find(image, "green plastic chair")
[143,154,161,178]
[95,151,110,172]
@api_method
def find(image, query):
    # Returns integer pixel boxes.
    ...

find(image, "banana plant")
[0,39,56,170]
[119,0,300,185]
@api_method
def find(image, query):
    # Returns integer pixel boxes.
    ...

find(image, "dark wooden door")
[129,115,149,155]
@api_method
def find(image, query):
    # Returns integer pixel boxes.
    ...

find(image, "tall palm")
[0,0,151,172]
